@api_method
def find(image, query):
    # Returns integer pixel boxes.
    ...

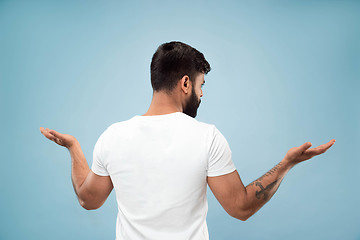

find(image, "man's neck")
[143,91,183,116]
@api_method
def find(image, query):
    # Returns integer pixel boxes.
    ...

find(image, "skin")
[40,73,336,219]
[143,72,205,116]
[207,140,335,221]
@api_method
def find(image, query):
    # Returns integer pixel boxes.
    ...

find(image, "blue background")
[1,1,359,239]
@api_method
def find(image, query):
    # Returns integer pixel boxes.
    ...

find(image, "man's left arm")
[40,127,113,210]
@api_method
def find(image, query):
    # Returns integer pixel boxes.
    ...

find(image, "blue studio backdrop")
[1,1,359,239]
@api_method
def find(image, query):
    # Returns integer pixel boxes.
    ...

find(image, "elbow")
[82,204,97,211]
[78,191,101,210]
[81,203,98,211]
[238,211,252,221]
[234,192,254,221]
[238,213,251,221]
[232,207,253,221]
[79,199,98,211]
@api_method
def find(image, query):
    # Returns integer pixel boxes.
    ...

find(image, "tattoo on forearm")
[255,179,279,201]
[246,162,284,201]
[248,162,283,187]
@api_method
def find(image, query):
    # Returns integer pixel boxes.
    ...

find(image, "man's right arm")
[207,158,293,221]
[207,140,335,221]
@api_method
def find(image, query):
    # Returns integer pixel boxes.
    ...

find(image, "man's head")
[150,41,211,117]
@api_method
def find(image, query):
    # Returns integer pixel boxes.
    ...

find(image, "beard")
[183,87,201,118]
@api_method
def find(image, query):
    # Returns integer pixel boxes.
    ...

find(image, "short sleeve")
[207,125,237,177]
[91,128,110,176]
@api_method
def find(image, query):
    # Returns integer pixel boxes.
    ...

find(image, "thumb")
[299,142,312,152]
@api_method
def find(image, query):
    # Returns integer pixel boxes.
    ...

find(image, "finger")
[41,128,57,141]
[304,140,336,156]
[299,142,312,152]
[45,132,57,141]
[48,129,62,138]
[40,127,49,136]
[40,127,63,146]
[53,137,62,145]
[48,129,56,136]
[40,127,48,135]
[329,139,336,146]
[304,148,324,157]
[323,139,335,150]
[314,139,336,152]
[43,128,54,136]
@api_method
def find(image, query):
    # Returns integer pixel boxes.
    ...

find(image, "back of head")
[150,41,211,93]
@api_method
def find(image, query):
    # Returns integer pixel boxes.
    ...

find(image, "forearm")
[68,142,90,200]
[243,158,295,219]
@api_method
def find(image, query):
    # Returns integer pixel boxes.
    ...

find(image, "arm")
[68,142,113,210]
[240,158,293,220]
[67,142,91,203]
[207,139,336,221]
[40,127,113,210]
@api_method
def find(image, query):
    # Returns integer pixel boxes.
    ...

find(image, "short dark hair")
[150,41,211,93]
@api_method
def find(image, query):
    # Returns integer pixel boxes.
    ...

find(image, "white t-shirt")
[91,111,237,240]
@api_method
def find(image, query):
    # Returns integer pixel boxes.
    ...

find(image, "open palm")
[40,127,77,148]
[285,139,336,164]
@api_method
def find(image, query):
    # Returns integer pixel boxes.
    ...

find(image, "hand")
[40,127,78,149]
[284,139,336,165]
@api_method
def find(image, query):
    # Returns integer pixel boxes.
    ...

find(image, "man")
[40,41,335,240]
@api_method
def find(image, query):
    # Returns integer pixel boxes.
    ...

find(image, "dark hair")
[150,41,211,93]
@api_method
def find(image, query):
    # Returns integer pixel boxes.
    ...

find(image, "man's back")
[91,111,237,240]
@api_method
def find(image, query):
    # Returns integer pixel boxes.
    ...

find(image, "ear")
[180,75,191,94]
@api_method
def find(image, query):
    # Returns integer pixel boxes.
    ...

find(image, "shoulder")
[105,116,137,132]
[191,118,228,143]
[97,118,133,140]
[176,113,219,138]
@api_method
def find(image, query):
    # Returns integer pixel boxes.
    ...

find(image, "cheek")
[195,89,201,97]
